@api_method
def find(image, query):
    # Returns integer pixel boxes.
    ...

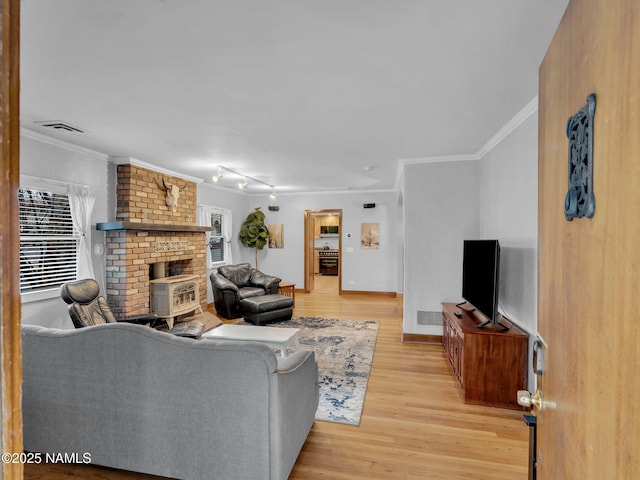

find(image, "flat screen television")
[460,239,508,330]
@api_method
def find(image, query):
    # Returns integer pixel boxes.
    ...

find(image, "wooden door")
[304,211,315,293]
[537,0,640,478]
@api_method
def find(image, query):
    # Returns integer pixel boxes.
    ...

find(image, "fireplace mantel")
[96,221,212,233]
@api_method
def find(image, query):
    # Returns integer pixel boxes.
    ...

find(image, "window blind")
[19,188,79,294]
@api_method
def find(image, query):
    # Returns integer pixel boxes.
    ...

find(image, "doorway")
[303,209,342,294]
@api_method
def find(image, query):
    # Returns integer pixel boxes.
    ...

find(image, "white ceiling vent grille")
[34,120,87,134]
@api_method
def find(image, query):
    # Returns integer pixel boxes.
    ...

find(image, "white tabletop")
[202,324,299,343]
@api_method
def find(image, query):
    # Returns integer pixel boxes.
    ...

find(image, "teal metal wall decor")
[564,93,596,221]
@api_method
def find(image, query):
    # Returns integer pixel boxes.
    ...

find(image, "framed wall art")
[361,223,379,249]
[268,224,284,248]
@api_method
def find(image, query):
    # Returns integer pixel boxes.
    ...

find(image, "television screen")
[462,240,501,327]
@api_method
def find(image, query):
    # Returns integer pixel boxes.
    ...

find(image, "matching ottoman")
[239,294,294,325]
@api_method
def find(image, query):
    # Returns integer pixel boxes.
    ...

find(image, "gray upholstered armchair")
[210,263,281,319]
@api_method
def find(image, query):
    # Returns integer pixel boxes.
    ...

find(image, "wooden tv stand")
[442,302,528,409]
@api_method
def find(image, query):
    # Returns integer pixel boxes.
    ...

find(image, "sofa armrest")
[211,274,240,294]
[269,349,319,479]
[250,270,281,294]
[275,349,315,373]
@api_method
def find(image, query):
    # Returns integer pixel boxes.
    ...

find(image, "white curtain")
[197,205,213,266]
[68,184,96,280]
[222,208,233,265]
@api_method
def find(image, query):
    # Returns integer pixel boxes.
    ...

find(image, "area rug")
[239,316,378,426]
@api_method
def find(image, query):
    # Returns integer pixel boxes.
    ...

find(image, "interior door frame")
[303,209,342,294]
[0,0,23,477]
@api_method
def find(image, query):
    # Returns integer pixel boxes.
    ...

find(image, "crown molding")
[270,188,398,197]
[399,153,481,165]
[109,156,204,183]
[20,127,109,161]
[475,95,538,158]
[394,96,539,189]
[201,180,397,197]
[24,96,539,195]
[395,154,481,191]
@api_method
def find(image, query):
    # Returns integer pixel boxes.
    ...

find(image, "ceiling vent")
[34,120,87,134]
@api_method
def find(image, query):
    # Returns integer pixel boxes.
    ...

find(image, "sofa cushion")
[250,270,281,291]
[218,263,253,287]
[238,286,267,300]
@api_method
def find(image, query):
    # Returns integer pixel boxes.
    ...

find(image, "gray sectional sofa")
[22,322,319,480]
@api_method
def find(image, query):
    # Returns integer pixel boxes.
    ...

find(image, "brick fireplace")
[97,164,210,318]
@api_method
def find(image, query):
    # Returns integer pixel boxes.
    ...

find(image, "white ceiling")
[20,0,569,194]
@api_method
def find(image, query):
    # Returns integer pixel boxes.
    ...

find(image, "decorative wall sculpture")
[564,93,596,221]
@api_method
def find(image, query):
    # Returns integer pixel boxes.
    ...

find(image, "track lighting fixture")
[212,165,276,197]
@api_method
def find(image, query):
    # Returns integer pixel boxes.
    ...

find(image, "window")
[19,188,79,296]
[208,210,225,264]
[198,205,232,268]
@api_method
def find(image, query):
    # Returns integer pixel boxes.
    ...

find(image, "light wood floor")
[24,282,529,480]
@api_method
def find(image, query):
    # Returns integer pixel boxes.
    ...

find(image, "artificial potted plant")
[239,207,269,269]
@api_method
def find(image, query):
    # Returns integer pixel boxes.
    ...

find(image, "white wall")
[401,106,538,348]
[478,111,538,389]
[20,132,111,328]
[479,112,538,333]
[248,190,399,293]
[402,160,479,335]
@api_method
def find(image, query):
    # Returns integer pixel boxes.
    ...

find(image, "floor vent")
[34,120,87,134]
[417,310,442,326]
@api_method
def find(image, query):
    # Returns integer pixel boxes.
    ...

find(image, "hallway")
[311,274,339,294]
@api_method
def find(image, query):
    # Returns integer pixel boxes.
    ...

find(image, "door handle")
[517,389,545,411]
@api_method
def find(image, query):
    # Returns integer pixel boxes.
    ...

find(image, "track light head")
[212,167,224,183]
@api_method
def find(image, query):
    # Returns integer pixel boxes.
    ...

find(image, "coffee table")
[202,324,300,358]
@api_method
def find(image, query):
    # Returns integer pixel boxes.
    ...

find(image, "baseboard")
[402,333,442,344]
[341,290,398,298]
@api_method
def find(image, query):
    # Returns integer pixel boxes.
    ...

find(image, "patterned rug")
[238,316,378,426]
